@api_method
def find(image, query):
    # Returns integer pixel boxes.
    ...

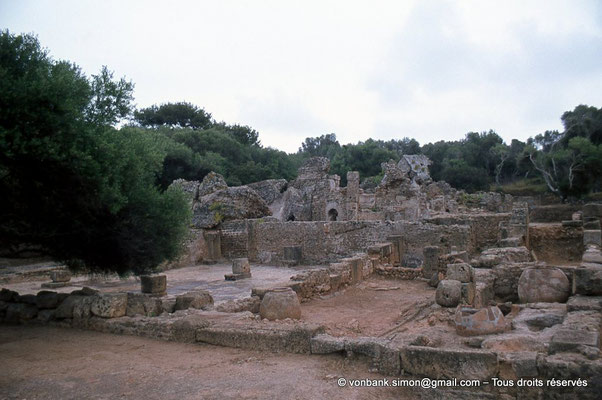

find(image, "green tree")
[0,31,190,275]
[135,101,213,130]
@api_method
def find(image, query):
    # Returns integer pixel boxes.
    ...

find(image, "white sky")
[2,0,601,153]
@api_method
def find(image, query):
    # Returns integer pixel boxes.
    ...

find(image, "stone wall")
[218,219,473,266]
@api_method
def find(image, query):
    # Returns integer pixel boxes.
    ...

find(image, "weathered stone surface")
[197,172,228,197]
[563,310,602,332]
[498,352,539,379]
[127,293,163,317]
[196,322,322,354]
[140,275,167,295]
[54,295,85,319]
[247,179,288,205]
[584,230,602,247]
[50,270,71,283]
[161,298,176,314]
[446,263,473,283]
[36,309,55,323]
[192,185,271,228]
[401,346,498,380]
[283,246,302,264]
[70,287,99,296]
[567,296,602,312]
[215,296,261,313]
[36,291,60,309]
[232,258,250,275]
[72,296,93,321]
[573,266,602,295]
[475,247,531,268]
[481,333,548,353]
[518,267,570,303]
[310,334,346,354]
[259,287,301,320]
[582,245,602,264]
[436,280,462,307]
[461,282,476,305]
[90,293,127,318]
[511,306,566,331]
[455,306,507,336]
[174,290,214,311]
[5,303,38,321]
[549,329,600,359]
[423,246,440,279]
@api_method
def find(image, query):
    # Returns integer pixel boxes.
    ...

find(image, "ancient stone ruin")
[2,155,601,399]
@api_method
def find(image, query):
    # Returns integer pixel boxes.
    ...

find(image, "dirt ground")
[301,277,452,339]
[0,326,420,400]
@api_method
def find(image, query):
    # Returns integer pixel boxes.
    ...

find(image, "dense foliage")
[0,31,190,275]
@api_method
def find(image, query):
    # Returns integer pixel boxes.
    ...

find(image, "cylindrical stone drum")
[259,287,302,320]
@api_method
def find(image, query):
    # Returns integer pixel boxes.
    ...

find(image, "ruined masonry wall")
[219,220,473,265]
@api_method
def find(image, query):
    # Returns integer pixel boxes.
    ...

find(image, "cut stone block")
[549,329,600,359]
[36,291,60,309]
[573,266,602,295]
[140,274,167,296]
[567,296,602,312]
[584,230,602,247]
[174,290,214,311]
[310,334,346,354]
[422,245,440,279]
[401,347,499,380]
[50,270,71,283]
[446,263,473,283]
[232,258,250,274]
[259,287,301,320]
[90,293,127,318]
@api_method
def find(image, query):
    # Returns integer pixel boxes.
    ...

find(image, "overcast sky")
[2,0,601,153]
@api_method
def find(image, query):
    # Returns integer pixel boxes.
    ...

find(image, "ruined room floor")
[301,277,455,340]
[0,326,417,400]
[1,263,324,304]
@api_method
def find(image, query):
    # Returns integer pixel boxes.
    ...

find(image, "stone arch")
[328,208,338,221]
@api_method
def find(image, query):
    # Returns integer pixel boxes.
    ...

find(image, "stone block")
[5,303,38,322]
[127,293,163,317]
[70,287,98,296]
[573,267,602,295]
[446,263,473,283]
[455,306,507,336]
[55,295,85,319]
[90,293,127,318]
[562,220,583,228]
[37,309,56,323]
[140,275,167,295]
[583,220,601,230]
[310,334,346,354]
[259,287,301,320]
[174,290,214,311]
[583,203,602,218]
[50,270,71,283]
[36,291,60,309]
[582,246,602,264]
[401,346,498,380]
[461,282,476,305]
[518,267,570,303]
[232,258,251,274]
[161,298,176,314]
[422,246,440,279]
[567,296,602,312]
[549,329,600,359]
[436,280,462,307]
[41,282,69,289]
[584,230,601,247]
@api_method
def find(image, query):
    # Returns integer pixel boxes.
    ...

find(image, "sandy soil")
[301,277,440,337]
[0,326,417,400]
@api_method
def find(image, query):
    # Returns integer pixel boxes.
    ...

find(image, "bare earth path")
[0,326,416,400]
